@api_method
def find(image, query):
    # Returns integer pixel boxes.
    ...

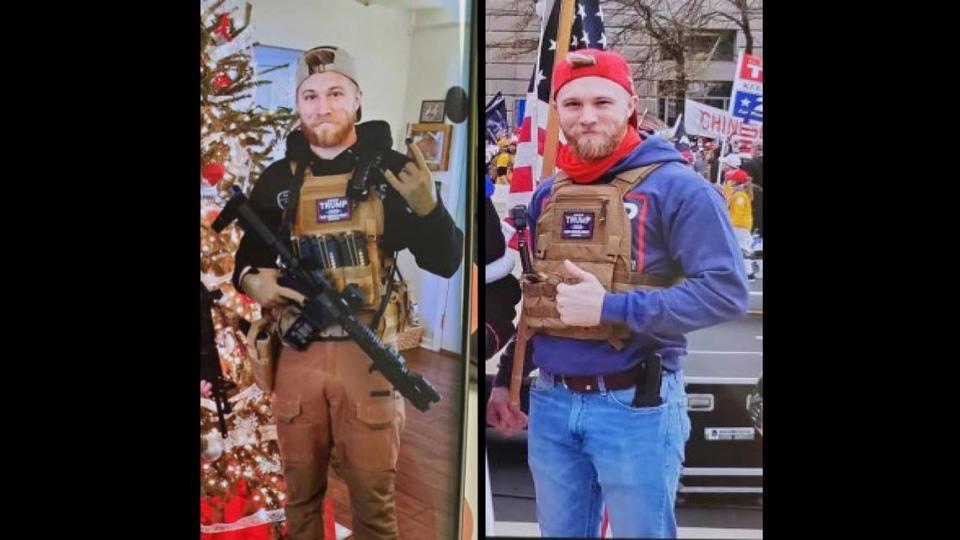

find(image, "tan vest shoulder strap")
[550,172,573,196]
[551,164,664,198]
[611,163,664,198]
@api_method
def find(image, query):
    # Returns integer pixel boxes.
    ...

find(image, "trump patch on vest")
[316,197,352,223]
[562,211,595,239]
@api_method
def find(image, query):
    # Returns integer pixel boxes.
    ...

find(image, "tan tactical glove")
[240,268,305,308]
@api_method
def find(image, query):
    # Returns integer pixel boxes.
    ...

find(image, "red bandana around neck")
[556,128,643,184]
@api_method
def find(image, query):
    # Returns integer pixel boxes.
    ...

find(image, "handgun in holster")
[631,353,664,408]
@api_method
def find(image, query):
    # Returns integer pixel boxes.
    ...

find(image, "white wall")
[247,0,414,147]
[395,2,471,353]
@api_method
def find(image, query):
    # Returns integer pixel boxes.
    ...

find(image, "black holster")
[631,353,664,408]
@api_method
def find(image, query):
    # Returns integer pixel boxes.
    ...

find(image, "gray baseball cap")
[295,45,362,120]
[296,45,360,91]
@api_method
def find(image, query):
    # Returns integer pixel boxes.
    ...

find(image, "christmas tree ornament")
[213,14,232,41]
[201,431,224,462]
[213,74,232,92]
[201,163,225,185]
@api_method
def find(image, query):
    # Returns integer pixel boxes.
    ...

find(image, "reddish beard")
[302,110,357,147]
[565,118,629,161]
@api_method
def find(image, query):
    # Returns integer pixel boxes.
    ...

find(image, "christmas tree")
[199,1,296,537]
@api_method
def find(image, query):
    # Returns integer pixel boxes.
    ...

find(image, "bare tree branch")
[487,0,541,58]
[484,0,760,120]
[607,0,718,116]
[703,0,758,54]
[704,10,740,26]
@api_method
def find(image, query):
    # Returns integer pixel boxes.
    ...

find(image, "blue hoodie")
[526,134,748,375]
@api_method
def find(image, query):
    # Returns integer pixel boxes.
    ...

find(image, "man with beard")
[486,49,747,538]
[232,45,462,540]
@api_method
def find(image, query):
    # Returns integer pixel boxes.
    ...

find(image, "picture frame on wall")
[407,123,453,171]
[419,100,446,123]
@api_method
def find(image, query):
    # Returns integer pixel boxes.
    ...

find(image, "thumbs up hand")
[555,259,606,327]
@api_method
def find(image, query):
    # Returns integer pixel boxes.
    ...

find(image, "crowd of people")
[680,137,763,279]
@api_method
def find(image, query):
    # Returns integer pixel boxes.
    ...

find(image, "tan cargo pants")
[272,339,406,540]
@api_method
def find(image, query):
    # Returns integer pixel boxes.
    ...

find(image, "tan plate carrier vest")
[522,163,684,349]
[288,162,409,342]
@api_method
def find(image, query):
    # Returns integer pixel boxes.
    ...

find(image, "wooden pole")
[509,317,529,409]
[539,0,577,180]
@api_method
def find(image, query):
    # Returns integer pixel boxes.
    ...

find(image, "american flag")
[508,0,607,212]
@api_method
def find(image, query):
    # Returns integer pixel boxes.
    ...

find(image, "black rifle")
[200,282,235,438]
[213,186,441,412]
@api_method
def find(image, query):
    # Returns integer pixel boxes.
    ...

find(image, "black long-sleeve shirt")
[484,196,520,359]
[232,121,463,290]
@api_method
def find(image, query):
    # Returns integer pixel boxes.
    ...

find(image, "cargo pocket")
[345,392,404,471]
[356,394,396,430]
[272,397,316,465]
[246,318,277,393]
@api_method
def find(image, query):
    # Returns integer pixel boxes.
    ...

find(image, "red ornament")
[213,74,232,92]
[213,14,232,41]
[202,163,226,186]
[238,293,255,305]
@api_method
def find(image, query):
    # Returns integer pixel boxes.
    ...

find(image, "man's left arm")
[382,142,463,278]
[553,181,748,332]
[599,184,750,334]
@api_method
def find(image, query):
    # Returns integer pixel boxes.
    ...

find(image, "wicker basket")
[397,325,425,351]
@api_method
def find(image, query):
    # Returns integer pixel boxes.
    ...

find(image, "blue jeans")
[528,369,691,538]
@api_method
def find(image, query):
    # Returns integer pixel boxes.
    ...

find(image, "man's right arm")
[231,163,287,292]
